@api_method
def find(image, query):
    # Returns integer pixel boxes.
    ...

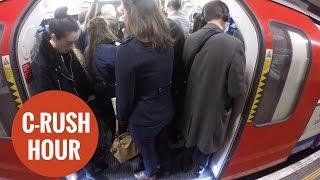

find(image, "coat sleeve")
[31,61,55,93]
[116,45,136,126]
[228,42,247,98]
[183,38,194,76]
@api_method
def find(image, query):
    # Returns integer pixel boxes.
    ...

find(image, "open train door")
[221,0,320,179]
[0,0,46,178]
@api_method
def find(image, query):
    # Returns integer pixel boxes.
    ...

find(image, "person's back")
[117,37,173,128]
[167,19,186,141]
[86,17,119,142]
[116,0,174,178]
[181,1,247,178]
[91,43,117,84]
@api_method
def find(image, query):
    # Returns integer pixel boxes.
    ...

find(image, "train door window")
[0,24,18,137]
[254,22,310,126]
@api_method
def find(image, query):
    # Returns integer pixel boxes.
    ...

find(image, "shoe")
[134,171,157,180]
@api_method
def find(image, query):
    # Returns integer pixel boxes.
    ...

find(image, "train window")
[254,22,310,126]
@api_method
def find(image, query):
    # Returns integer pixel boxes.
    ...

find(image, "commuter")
[181,1,247,178]
[77,9,90,55]
[165,0,191,36]
[31,7,93,102]
[87,17,118,140]
[192,12,207,33]
[100,4,122,38]
[116,0,174,179]
[78,10,88,25]
[167,18,186,143]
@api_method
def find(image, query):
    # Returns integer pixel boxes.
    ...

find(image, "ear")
[51,34,57,42]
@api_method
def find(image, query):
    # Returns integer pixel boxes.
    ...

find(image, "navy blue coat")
[116,37,174,135]
[90,42,117,86]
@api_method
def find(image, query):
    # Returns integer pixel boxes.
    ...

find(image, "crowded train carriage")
[0,0,320,179]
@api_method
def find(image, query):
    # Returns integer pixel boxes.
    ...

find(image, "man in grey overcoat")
[181,1,247,178]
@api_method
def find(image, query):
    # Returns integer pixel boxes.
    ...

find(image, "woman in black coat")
[31,7,93,101]
[86,17,119,140]
[117,0,174,179]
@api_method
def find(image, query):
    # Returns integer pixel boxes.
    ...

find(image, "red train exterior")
[0,0,319,179]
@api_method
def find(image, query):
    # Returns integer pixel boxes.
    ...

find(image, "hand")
[87,95,96,103]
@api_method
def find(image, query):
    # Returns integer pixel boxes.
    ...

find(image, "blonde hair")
[122,0,174,53]
[87,17,118,70]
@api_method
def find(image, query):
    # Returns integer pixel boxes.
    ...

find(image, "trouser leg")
[155,126,171,172]
[131,129,158,177]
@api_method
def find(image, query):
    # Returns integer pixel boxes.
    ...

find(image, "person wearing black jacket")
[31,7,93,101]
[117,0,175,179]
[168,19,186,143]
[86,17,118,141]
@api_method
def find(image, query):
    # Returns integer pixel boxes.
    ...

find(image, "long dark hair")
[122,0,174,53]
[87,17,118,70]
[49,7,79,39]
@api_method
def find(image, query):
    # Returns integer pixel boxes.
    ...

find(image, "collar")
[202,23,223,31]
[121,35,134,44]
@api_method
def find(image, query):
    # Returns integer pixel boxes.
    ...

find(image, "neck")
[50,39,57,49]
[207,20,225,30]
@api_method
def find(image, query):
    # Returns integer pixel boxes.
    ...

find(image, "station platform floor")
[259,149,320,180]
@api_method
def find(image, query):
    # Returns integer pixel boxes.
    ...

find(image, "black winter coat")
[31,32,93,101]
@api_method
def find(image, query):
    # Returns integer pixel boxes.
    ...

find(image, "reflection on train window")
[0,24,19,137]
[254,22,310,126]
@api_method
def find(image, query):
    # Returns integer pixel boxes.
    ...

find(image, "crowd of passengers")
[31,0,247,179]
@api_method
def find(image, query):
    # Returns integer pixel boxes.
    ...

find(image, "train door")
[292,22,320,153]
[0,0,47,178]
[193,0,261,178]
[222,0,320,179]
[14,0,261,178]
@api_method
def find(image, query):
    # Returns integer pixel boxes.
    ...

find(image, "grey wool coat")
[181,23,247,154]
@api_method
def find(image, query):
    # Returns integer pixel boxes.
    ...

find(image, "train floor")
[74,138,205,180]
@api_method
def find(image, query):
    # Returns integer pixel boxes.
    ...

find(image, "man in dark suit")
[181,1,247,178]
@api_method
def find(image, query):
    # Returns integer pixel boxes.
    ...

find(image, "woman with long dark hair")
[87,17,119,140]
[32,7,93,101]
[116,0,174,179]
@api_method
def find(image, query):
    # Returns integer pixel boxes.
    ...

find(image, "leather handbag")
[110,98,139,163]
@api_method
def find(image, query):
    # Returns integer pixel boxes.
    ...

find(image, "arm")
[83,0,99,33]
[228,42,247,98]
[115,45,135,126]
